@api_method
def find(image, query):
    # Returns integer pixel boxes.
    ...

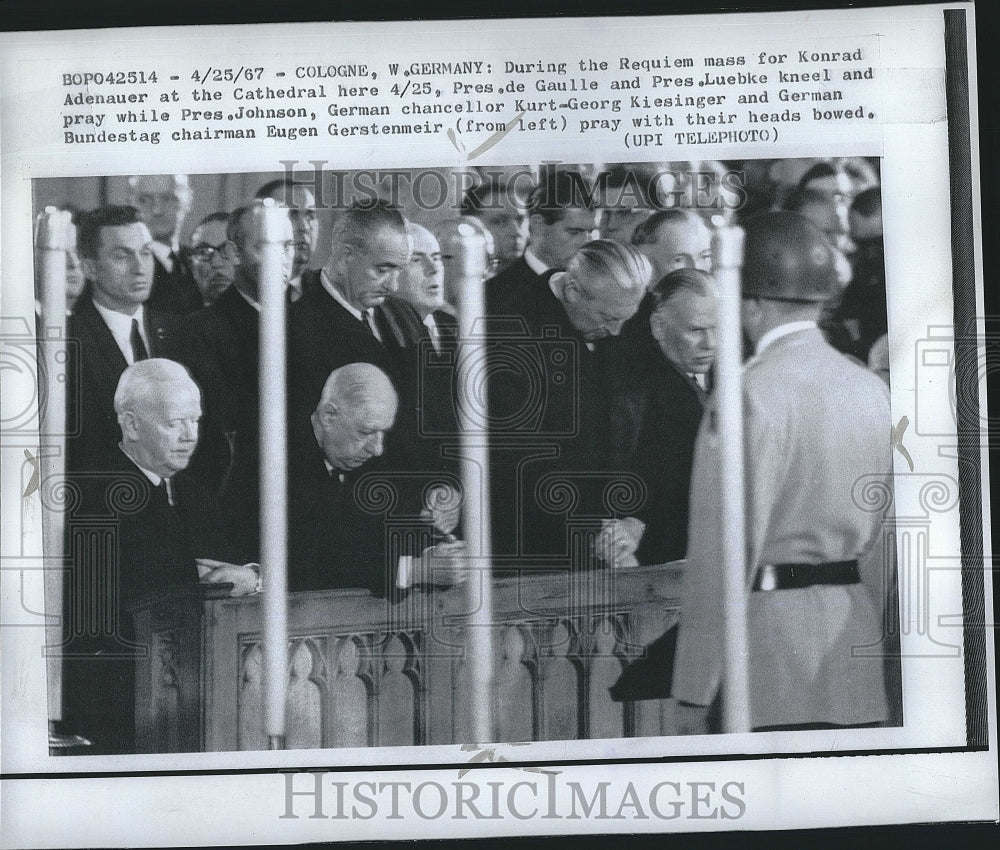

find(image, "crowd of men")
[42,158,895,751]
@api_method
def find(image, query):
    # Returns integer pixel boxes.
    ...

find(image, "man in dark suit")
[62,359,258,754]
[393,221,460,460]
[67,205,185,473]
[183,212,236,308]
[460,177,529,273]
[485,170,599,317]
[487,240,652,563]
[127,174,202,314]
[182,201,294,560]
[599,268,718,568]
[288,200,427,468]
[255,177,321,303]
[289,362,465,595]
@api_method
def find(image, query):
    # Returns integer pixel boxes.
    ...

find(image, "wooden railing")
[131,564,683,753]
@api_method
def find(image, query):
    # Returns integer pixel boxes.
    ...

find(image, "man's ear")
[649,308,666,340]
[318,403,339,427]
[331,243,355,278]
[119,411,140,441]
[79,256,97,282]
[558,273,581,305]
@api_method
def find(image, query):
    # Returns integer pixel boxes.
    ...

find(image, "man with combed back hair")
[487,239,653,563]
[485,170,599,317]
[63,359,258,754]
[672,211,896,734]
[67,204,187,473]
[289,199,428,470]
[127,174,201,314]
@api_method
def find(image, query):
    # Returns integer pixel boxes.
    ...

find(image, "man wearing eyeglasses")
[184,211,236,307]
[183,201,294,560]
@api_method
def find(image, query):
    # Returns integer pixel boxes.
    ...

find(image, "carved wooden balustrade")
[132,563,683,753]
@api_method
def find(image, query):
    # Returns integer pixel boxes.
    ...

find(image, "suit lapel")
[75,294,128,374]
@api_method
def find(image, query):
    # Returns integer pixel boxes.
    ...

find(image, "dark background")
[1,0,996,847]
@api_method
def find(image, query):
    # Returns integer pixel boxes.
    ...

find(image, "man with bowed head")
[63,359,258,754]
[289,362,465,596]
[599,267,719,569]
[488,240,653,561]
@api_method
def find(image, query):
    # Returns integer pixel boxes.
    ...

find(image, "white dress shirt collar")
[150,240,178,273]
[321,269,363,322]
[92,301,147,365]
[234,286,261,312]
[523,247,550,277]
[423,312,441,351]
[120,445,163,486]
[320,269,381,339]
[755,320,818,356]
[322,457,346,484]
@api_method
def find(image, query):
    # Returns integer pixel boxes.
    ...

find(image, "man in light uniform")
[672,210,894,732]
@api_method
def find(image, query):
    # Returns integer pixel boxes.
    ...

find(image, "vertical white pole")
[256,200,289,749]
[712,224,751,734]
[451,222,495,743]
[37,208,72,731]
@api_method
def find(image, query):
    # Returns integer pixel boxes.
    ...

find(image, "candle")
[712,223,751,734]
[256,199,291,749]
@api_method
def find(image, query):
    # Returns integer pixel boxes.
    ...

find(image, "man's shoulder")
[489,256,534,282]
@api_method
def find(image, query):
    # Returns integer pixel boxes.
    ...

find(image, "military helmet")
[741,210,839,302]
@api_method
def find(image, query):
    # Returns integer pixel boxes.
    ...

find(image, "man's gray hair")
[127,173,191,198]
[114,358,198,417]
[566,239,654,299]
[316,362,398,413]
[329,199,407,254]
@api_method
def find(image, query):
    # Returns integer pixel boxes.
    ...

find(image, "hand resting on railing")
[593,517,647,569]
[197,559,261,596]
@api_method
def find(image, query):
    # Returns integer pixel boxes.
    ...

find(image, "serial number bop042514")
[62,71,158,85]
[191,67,265,84]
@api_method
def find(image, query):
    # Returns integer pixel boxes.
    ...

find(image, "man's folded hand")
[416,541,468,588]
[594,517,646,568]
[196,559,260,597]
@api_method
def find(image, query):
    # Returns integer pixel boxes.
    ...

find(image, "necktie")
[427,319,441,353]
[363,310,380,341]
[160,478,174,507]
[688,373,707,406]
[130,318,148,362]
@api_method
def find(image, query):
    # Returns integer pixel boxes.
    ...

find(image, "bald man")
[63,359,257,754]
[289,363,464,595]
[127,174,201,314]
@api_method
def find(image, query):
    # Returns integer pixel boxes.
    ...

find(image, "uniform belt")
[752,560,860,592]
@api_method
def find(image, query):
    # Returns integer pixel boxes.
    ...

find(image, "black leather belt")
[752,560,860,592]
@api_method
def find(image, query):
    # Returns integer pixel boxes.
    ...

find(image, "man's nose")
[607,319,625,336]
[181,420,198,441]
[385,270,400,292]
[369,432,385,456]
